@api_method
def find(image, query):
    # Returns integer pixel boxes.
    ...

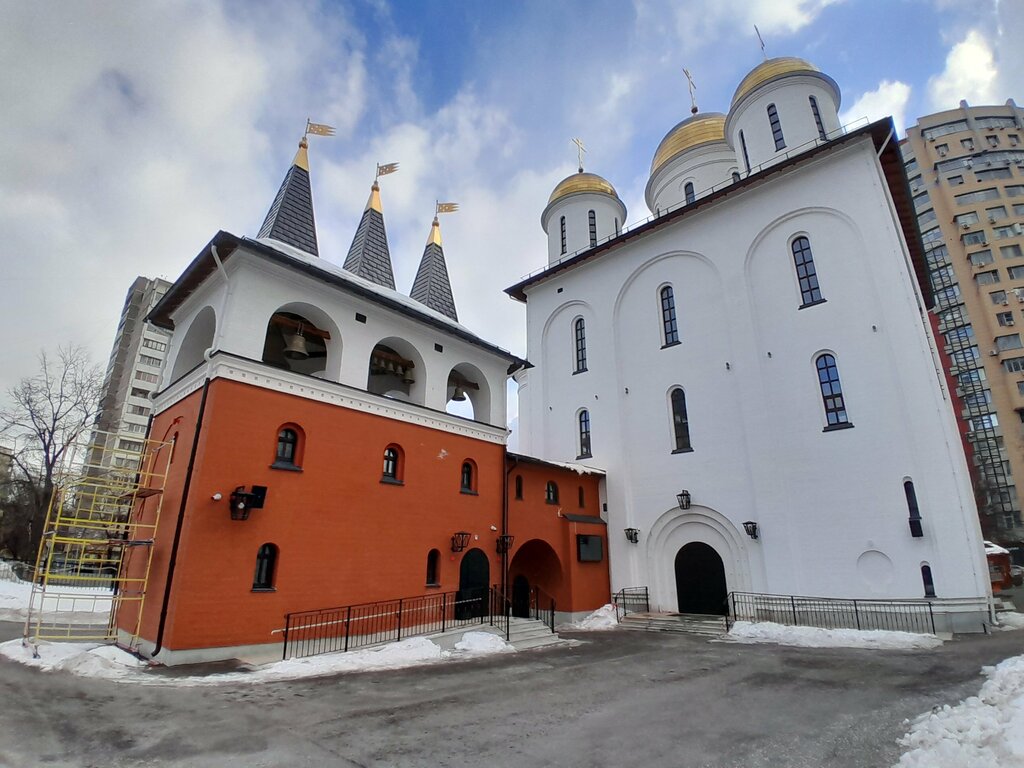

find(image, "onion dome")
[547,171,621,207]
[731,57,838,108]
[649,112,728,179]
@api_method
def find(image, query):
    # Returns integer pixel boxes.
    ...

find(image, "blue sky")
[0,0,1020,424]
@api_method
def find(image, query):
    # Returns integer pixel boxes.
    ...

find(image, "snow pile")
[996,612,1024,631]
[727,621,943,650]
[895,654,1024,766]
[0,579,113,622]
[452,631,514,654]
[564,604,619,631]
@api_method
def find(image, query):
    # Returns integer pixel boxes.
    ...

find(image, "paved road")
[1,622,1022,768]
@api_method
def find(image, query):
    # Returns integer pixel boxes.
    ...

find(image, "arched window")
[905,480,924,537]
[578,409,592,459]
[792,236,823,306]
[809,95,827,141]
[670,388,691,452]
[573,318,587,373]
[578,485,585,508]
[684,182,695,205]
[661,286,679,346]
[921,564,936,598]
[274,426,301,468]
[731,171,741,183]
[253,543,278,590]
[767,104,785,150]
[739,130,751,173]
[588,210,597,246]
[545,481,559,505]
[514,475,523,500]
[461,461,476,493]
[560,216,567,255]
[382,445,402,483]
[426,549,440,586]
[816,354,851,428]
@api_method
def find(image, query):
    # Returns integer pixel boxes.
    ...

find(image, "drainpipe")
[152,376,211,657]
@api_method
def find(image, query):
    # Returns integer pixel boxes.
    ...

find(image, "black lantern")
[450,531,472,552]
[742,520,759,540]
[624,527,640,544]
[496,534,514,554]
[676,490,691,510]
[229,485,267,521]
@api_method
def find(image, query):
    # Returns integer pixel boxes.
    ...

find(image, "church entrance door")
[674,542,727,615]
[511,574,531,618]
[457,548,489,619]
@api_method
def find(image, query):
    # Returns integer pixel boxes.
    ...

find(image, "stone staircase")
[427,616,566,652]
[618,611,728,637]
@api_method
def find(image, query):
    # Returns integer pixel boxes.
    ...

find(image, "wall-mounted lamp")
[676,490,691,510]
[496,534,515,554]
[624,527,640,544]
[229,485,267,521]
[742,520,759,540]
[450,531,471,553]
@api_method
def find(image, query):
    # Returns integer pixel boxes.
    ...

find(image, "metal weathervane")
[305,119,336,138]
[572,137,587,172]
[375,162,400,180]
[436,201,459,215]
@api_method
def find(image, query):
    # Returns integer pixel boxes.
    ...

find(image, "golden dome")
[731,57,821,106]
[649,113,727,177]
[548,171,619,206]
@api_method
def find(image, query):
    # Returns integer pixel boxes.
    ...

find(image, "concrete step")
[426,618,566,652]
[620,612,728,637]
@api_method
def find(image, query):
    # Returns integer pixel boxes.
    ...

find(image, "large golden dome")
[731,57,821,106]
[649,113,727,178]
[548,171,620,206]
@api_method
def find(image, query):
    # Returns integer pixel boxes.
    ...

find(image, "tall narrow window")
[792,236,823,305]
[545,481,559,505]
[739,130,751,173]
[578,409,592,458]
[514,475,523,499]
[461,461,475,493]
[574,318,587,373]
[684,182,695,205]
[560,216,567,255]
[816,354,851,428]
[253,544,277,590]
[670,388,691,452]
[731,171,741,183]
[275,427,299,467]
[921,564,936,598]
[588,210,597,246]
[905,480,924,537]
[382,446,401,483]
[661,286,679,346]
[578,486,585,508]
[426,549,440,586]
[809,96,826,141]
[767,104,785,150]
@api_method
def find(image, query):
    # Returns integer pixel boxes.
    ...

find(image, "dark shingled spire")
[410,216,458,321]
[343,181,396,289]
[257,138,319,257]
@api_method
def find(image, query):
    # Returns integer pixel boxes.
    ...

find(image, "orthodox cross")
[754,25,767,60]
[683,68,698,115]
[572,137,586,172]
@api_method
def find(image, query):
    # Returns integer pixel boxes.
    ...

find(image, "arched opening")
[367,336,426,405]
[457,548,490,619]
[425,549,440,586]
[508,538,563,618]
[262,304,339,377]
[253,543,278,590]
[170,306,216,381]
[446,362,491,423]
[674,542,727,615]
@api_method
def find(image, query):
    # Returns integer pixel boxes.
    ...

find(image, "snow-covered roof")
[985,541,1011,556]
[507,452,606,475]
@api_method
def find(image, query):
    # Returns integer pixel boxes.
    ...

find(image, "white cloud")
[841,80,912,135]
[927,29,998,111]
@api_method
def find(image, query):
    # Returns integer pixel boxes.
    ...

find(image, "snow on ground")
[996,611,1024,631]
[895,654,1024,766]
[560,604,619,631]
[0,578,113,622]
[726,621,943,650]
[0,629,516,686]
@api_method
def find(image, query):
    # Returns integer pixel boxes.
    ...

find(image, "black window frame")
[253,543,278,591]
[425,549,440,586]
[545,481,559,505]
[588,209,597,246]
[809,95,826,140]
[684,182,695,205]
[739,130,751,173]
[921,564,936,598]
[382,445,402,484]
[816,354,852,430]
[792,236,824,307]
[560,215,567,255]
[767,103,785,151]
[514,474,523,500]
[578,409,592,459]
[670,387,691,453]
[274,427,299,468]
[460,461,476,494]
[905,479,924,537]
[661,285,679,346]
[576,534,603,562]
[573,317,588,373]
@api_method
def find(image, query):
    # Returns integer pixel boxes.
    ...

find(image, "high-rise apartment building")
[95,277,172,455]
[903,100,1024,550]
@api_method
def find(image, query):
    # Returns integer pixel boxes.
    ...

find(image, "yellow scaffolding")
[24,429,172,650]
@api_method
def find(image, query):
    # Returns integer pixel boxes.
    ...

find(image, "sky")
[1,0,1021,428]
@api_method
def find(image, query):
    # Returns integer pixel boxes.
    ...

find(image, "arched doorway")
[675,542,727,615]
[511,574,530,618]
[457,548,489,619]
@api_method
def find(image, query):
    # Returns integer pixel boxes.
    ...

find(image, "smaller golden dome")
[649,113,727,177]
[548,171,619,206]
[731,57,821,106]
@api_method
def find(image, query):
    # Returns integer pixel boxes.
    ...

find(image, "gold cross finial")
[683,68,698,115]
[754,25,767,60]
[572,137,586,172]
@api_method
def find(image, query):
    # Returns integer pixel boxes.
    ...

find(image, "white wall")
[646,143,739,214]
[542,192,627,265]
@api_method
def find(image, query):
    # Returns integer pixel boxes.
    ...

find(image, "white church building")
[508,57,992,632]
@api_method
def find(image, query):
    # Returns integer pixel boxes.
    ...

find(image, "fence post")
[441,592,447,633]
[397,598,403,640]
[282,614,289,661]
[927,601,935,635]
[550,598,555,633]
[344,606,351,652]
[790,595,798,625]
[853,599,861,630]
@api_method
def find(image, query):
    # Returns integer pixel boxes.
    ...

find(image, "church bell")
[283,330,309,360]
[451,385,467,402]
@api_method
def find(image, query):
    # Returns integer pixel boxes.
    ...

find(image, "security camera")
[211,493,222,501]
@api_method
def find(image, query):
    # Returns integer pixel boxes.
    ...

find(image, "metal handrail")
[613,586,650,621]
[725,591,936,635]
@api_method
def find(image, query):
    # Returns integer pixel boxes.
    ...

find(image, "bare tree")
[0,346,102,560]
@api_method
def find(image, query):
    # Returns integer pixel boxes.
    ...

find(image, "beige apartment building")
[902,100,1024,552]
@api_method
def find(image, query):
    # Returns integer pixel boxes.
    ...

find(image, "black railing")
[726,592,936,635]
[283,588,503,660]
[532,586,556,633]
[613,586,650,620]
